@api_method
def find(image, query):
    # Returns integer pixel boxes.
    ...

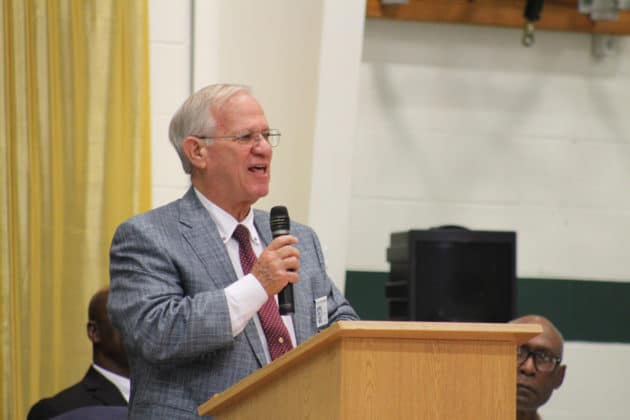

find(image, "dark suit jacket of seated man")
[107,84,359,419]
[28,289,129,420]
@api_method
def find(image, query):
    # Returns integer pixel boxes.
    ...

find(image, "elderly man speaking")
[107,84,358,419]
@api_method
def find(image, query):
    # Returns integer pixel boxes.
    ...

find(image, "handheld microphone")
[270,206,294,315]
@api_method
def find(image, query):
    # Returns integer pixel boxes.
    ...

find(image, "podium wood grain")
[198,321,541,419]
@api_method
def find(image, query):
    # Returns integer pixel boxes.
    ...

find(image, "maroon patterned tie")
[232,224,293,361]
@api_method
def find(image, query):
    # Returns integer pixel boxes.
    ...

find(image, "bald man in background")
[28,289,129,420]
[512,315,567,420]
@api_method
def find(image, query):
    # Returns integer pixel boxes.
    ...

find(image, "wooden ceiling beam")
[366,0,630,35]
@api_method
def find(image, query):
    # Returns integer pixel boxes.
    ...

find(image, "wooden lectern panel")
[198,321,540,419]
[340,338,514,418]
[211,341,345,419]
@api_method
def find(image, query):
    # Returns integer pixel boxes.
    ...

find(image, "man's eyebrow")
[524,344,554,352]
[532,348,560,357]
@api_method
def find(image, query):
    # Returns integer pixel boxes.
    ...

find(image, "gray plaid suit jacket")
[108,187,358,419]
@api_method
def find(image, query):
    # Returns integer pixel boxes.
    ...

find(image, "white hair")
[168,84,251,174]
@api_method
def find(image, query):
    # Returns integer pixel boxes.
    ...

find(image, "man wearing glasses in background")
[107,84,358,419]
[511,315,567,420]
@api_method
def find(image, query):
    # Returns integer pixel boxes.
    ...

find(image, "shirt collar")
[92,363,130,402]
[194,188,261,246]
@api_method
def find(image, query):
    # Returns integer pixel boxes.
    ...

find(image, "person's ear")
[182,136,208,170]
[553,364,566,389]
[87,320,101,344]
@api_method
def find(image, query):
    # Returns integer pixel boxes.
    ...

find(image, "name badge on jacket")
[315,296,328,328]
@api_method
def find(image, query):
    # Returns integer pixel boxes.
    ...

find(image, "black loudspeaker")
[386,227,516,322]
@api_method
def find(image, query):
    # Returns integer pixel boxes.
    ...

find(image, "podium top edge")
[335,320,541,336]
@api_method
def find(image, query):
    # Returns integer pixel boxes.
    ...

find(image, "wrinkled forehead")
[213,92,267,131]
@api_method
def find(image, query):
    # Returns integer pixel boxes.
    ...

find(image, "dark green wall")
[345,271,630,343]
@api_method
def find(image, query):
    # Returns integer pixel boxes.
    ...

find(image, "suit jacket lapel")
[289,288,311,345]
[179,188,237,289]
[243,211,273,366]
[254,211,312,346]
[242,322,266,367]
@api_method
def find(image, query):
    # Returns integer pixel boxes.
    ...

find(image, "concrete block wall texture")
[149,0,192,206]
[149,2,629,418]
[351,20,630,282]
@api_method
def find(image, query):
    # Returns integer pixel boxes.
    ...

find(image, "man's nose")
[251,135,272,153]
[519,354,536,376]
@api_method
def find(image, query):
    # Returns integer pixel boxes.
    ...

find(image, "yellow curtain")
[0,1,151,418]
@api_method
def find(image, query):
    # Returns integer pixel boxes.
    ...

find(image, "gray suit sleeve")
[108,220,234,366]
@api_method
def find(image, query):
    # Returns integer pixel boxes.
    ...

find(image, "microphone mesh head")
[270,206,290,235]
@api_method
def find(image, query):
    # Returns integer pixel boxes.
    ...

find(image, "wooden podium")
[198,321,541,419]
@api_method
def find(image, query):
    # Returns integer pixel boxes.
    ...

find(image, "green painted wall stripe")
[345,271,630,344]
[345,271,389,321]
[517,278,630,343]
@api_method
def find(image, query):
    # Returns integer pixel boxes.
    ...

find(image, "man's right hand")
[250,235,300,297]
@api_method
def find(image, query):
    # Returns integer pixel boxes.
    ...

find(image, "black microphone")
[270,206,294,315]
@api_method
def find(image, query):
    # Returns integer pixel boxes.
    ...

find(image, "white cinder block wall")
[350,20,630,283]
[149,0,192,206]
[350,20,630,420]
[150,2,629,419]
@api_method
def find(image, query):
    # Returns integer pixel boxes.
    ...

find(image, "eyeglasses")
[517,345,562,373]
[194,129,281,148]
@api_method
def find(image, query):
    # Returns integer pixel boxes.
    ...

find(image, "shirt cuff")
[225,273,268,336]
